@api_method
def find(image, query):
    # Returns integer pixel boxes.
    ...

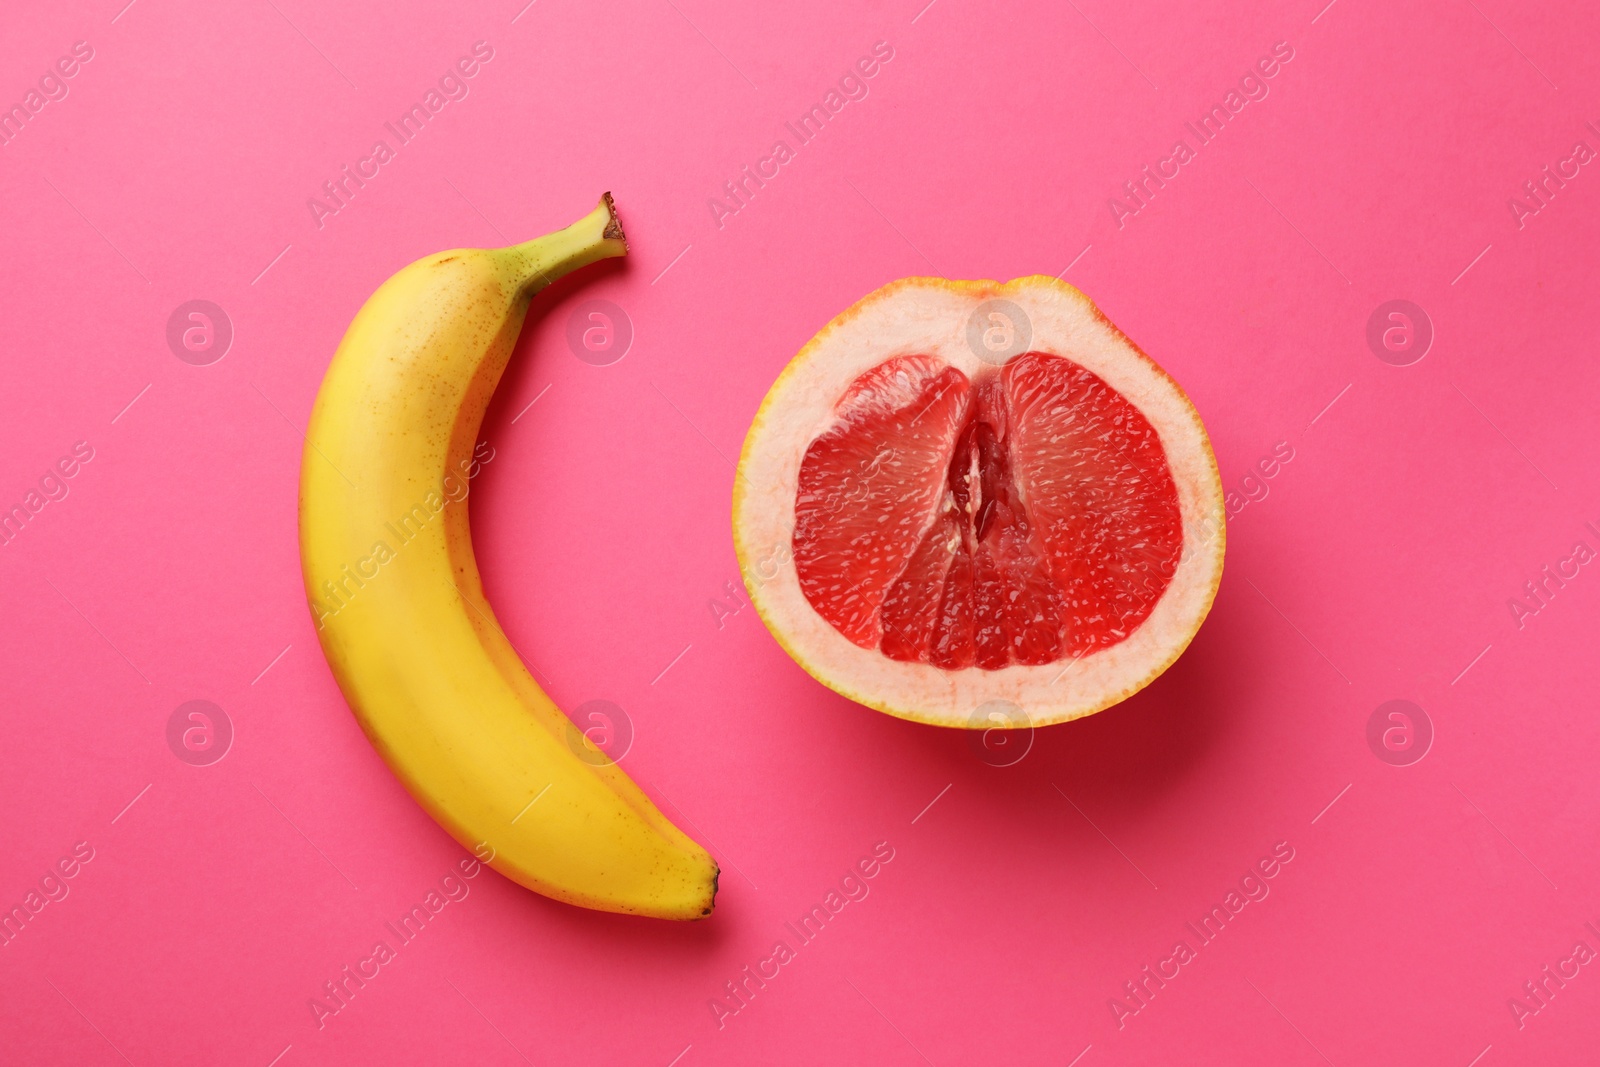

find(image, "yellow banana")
[299,195,718,920]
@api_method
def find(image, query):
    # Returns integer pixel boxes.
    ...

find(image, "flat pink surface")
[3,1,1598,1064]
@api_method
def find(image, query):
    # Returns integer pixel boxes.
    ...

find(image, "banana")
[299,195,718,920]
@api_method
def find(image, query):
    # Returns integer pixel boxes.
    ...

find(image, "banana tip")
[601,191,628,251]
[700,862,719,918]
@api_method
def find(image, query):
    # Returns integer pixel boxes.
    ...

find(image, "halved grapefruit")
[733,277,1224,728]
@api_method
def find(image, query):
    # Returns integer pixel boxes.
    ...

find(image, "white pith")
[733,277,1226,728]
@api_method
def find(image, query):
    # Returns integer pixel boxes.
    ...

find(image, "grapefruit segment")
[734,277,1225,728]
[879,509,958,664]
[1004,351,1184,655]
[792,356,969,648]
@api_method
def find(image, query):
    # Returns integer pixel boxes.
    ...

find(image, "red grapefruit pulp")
[734,277,1224,727]
[793,352,1184,670]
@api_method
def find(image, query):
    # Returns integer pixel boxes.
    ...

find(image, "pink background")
[2,0,1598,1063]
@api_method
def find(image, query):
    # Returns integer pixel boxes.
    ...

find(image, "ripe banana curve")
[299,195,719,920]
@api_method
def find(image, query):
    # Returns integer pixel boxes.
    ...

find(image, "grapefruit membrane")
[734,277,1224,728]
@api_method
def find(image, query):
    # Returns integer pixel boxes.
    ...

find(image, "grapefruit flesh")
[734,276,1224,727]
[794,353,1184,671]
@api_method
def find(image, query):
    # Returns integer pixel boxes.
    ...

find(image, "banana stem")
[505,192,629,296]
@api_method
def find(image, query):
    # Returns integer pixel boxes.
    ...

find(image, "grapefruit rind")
[733,276,1225,728]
